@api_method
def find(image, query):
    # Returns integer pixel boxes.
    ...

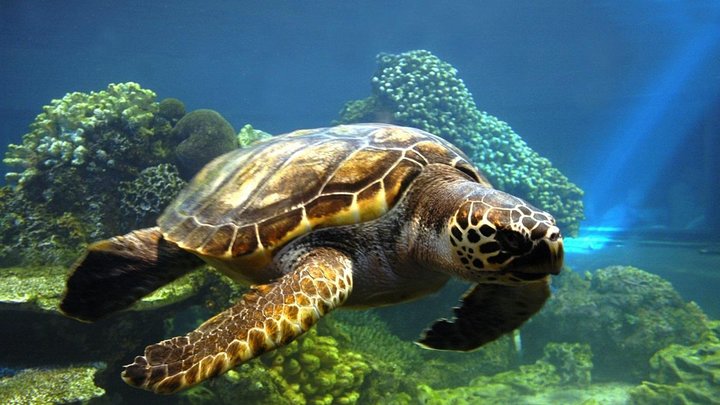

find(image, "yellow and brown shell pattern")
[159,123,485,278]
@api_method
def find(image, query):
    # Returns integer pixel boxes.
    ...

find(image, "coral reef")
[237,124,273,147]
[0,364,106,404]
[417,342,595,404]
[261,328,371,404]
[336,50,584,235]
[184,327,371,405]
[0,186,91,265]
[522,266,710,380]
[119,163,187,228]
[1,83,181,265]
[173,109,238,178]
[629,321,720,404]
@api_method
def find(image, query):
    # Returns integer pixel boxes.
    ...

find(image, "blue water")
[2,1,720,404]
[3,1,719,230]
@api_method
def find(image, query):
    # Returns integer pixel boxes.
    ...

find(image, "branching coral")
[337,50,584,235]
[1,83,181,265]
[4,82,161,187]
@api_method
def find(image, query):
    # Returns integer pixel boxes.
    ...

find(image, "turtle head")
[446,188,563,283]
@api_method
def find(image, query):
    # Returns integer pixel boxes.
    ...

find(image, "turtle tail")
[60,227,204,322]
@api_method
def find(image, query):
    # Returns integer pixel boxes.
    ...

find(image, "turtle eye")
[495,229,531,255]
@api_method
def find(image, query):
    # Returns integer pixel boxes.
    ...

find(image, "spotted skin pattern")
[448,194,560,281]
[122,247,353,394]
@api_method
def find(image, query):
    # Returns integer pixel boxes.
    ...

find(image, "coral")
[261,327,371,404]
[237,124,273,147]
[629,322,720,405]
[4,82,162,188]
[0,186,90,265]
[417,342,595,404]
[173,109,238,178]
[1,83,181,265]
[522,266,710,381]
[158,97,187,126]
[191,327,371,405]
[337,50,584,235]
[0,364,106,404]
[541,342,593,386]
[119,163,186,228]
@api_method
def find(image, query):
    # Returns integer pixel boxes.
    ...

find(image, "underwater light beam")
[585,25,720,232]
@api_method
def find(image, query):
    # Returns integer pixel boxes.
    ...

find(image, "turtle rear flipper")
[417,279,550,351]
[60,227,204,322]
[122,247,354,394]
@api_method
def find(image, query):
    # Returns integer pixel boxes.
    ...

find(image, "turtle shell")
[159,123,485,268]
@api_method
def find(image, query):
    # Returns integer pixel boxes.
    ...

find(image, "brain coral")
[119,163,186,228]
[337,50,584,235]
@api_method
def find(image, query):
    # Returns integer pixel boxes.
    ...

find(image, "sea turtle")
[60,123,563,394]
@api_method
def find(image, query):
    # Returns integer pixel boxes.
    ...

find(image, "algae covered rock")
[337,50,584,235]
[0,364,106,404]
[0,265,206,314]
[629,323,720,405]
[417,342,595,404]
[523,266,710,380]
[173,109,238,178]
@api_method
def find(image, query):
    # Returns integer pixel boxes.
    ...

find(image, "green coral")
[0,364,105,404]
[261,328,371,404]
[119,163,186,228]
[237,124,273,147]
[1,83,182,265]
[417,342,595,404]
[189,327,371,405]
[158,97,187,126]
[337,50,584,235]
[629,322,720,405]
[173,109,238,178]
[522,266,710,380]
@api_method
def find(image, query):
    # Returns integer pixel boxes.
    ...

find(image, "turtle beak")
[507,227,563,276]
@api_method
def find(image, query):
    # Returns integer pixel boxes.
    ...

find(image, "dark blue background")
[2,0,719,231]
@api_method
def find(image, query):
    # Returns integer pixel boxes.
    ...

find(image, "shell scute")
[159,124,479,265]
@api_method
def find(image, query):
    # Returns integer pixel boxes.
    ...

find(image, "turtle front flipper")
[417,278,550,351]
[61,227,204,322]
[122,247,354,394]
